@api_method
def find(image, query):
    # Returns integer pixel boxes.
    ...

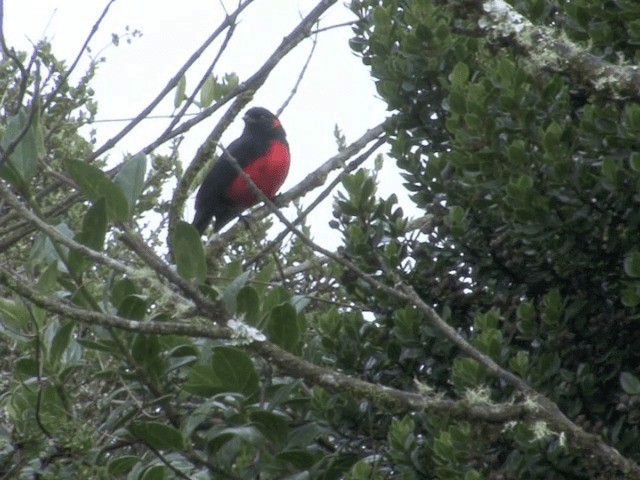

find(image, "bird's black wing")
[192,134,266,233]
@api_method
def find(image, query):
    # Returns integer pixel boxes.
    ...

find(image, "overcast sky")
[4,0,405,243]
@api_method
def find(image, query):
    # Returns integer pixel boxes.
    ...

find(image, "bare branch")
[0,262,530,426]
[310,20,357,35]
[89,0,256,162]
[277,29,318,116]
[160,12,239,138]
[43,0,117,110]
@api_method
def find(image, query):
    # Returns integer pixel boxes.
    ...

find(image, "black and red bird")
[192,107,290,233]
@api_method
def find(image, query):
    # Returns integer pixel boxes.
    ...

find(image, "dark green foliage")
[344,0,640,477]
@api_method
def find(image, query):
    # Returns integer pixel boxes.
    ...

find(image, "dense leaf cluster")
[346,0,640,477]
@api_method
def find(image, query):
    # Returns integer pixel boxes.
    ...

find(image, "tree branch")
[43,0,117,110]
[218,126,640,476]
[174,0,339,239]
[480,0,640,101]
[0,262,530,426]
[89,0,256,162]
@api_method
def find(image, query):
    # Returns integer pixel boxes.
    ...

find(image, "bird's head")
[242,107,284,136]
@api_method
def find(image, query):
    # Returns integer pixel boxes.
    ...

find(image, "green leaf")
[0,298,29,332]
[290,295,311,313]
[236,286,261,325]
[28,223,74,268]
[361,176,375,200]
[601,157,617,183]
[48,321,76,367]
[286,423,326,450]
[542,121,562,154]
[448,205,464,223]
[79,198,108,250]
[68,198,107,274]
[37,262,59,293]
[131,334,160,364]
[624,252,640,278]
[350,460,375,480]
[452,357,487,388]
[183,364,218,396]
[174,75,186,108]
[141,465,167,480]
[373,6,390,25]
[222,270,251,313]
[113,153,147,212]
[119,294,148,320]
[621,284,640,308]
[207,426,264,454]
[111,278,138,309]
[509,350,530,376]
[275,450,315,469]
[620,372,640,395]
[65,159,129,222]
[108,455,140,475]
[250,411,289,445]
[630,152,640,173]
[448,91,466,114]
[496,57,515,82]
[16,358,38,379]
[464,470,482,480]
[626,104,640,132]
[172,221,206,283]
[517,174,533,190]
[182,402,219,438]
[210,346,259,397]
[267,303,300,352]
[449,62,469,87]
[388,416,415,452]
[200,74,216,108]
[184,346,259,398]
[0,108,44,189]
[129,422,184,450]
[542,288,563,325]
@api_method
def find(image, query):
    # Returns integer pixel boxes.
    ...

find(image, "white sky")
[5,0,409,244]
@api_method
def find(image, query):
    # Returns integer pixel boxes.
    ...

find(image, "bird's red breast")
[226,139,290,208]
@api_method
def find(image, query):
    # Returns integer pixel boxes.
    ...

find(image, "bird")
[192,107,290,234]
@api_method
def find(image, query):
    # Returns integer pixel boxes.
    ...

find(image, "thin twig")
[310,20,357,35]
[43,0,117,110]
[141,443,194,480]
[160,8,239,138]
[28,304,53,439]
[89,0,256,162]
[277,28,318,116]
[0,0,30,105]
